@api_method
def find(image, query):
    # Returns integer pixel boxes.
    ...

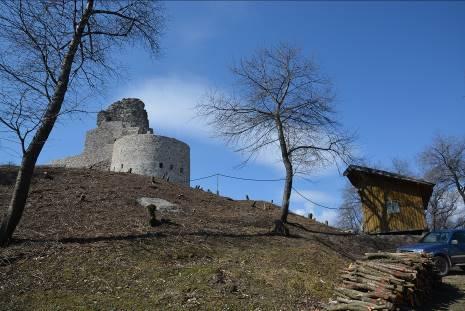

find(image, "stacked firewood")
[326,252,441,311]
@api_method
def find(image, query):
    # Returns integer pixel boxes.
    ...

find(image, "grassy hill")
[0,166,403,310]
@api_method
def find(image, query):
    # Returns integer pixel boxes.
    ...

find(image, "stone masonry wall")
[111,134,190,185]
[52,98,191,186]
[52,98,152,169]
[97,98,152,134]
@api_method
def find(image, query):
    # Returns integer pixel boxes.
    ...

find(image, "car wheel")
[433,256,450,276]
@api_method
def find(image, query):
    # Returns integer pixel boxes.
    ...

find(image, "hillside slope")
[0,166,403,310]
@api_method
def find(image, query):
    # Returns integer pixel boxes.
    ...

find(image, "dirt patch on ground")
[0,166,419,310]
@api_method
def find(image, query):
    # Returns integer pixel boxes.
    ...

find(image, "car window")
[451,232,465,244]
[422,232,450,243]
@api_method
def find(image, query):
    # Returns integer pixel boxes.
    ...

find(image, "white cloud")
[116,76,350,179]
[289,189,341,225]
[290,204,339,226]
[292,208,308,217]
[117,76,287,172]
[118,76,212,138]
[292,189,337,206]
[314,207,339,226]
[249,143,284,172]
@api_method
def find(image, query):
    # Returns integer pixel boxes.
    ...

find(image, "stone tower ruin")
[52,98,190,185]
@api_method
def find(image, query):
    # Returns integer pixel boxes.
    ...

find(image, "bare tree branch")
[0,0,165,245]
[197,43,355,231]
[420,134,465,229]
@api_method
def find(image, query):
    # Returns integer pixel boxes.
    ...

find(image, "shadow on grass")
[287,221,355,236]
[9,227,300,248]
[311,235,357,261]
[185,230,294,239]
[286,221,357,260]
[159,218,180,226]
[11,232,167,245]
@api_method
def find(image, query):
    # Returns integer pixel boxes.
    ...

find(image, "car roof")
[430,229,465,233]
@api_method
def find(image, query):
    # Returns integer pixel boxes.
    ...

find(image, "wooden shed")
[343,165,435,234]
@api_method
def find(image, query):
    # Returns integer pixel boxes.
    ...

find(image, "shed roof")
[343,165,435,210]
[343,165,435,187]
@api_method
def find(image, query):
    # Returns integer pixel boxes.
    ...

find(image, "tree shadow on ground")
[11,232,167,245]
[9,227,300,248]
[419,281,464,310]
[310,234,357,260]
[159,218,179,226]
[287,221,355,236]
[184,230,300,239]
[286,221,358,260]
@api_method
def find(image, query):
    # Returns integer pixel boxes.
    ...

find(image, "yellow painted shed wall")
[360,184,427,234]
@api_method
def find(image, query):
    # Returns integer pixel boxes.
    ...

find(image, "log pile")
[326,252,441,311]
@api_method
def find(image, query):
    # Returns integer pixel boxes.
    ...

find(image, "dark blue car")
[397,229,465,276]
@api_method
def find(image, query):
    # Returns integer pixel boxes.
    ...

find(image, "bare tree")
[391,157,414,177]
[0,0,164,245]
[336,183,362,232]
[418,135,465,230]
[420,135,465,206]
[197,44,354,234]
[427,185,460,230]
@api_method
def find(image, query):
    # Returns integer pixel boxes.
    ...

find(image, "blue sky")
[2,1,465,225]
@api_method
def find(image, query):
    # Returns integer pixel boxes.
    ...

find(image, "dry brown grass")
[0,166,402,310]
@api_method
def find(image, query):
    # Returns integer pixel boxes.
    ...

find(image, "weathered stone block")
[136,197,179,212]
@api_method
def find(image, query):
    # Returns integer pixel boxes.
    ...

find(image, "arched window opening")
[159,162,163,169]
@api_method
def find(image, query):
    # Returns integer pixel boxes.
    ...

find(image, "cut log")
[325,252,440,310]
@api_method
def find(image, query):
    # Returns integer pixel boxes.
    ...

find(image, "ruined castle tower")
[52,98,190,185]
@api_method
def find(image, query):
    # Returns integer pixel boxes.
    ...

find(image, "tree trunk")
[0,153,36,245]
[432,211,436,231]
[275,114,293,224]
[0,0,94,246]
[280,161,293,223]
[457,186,465,208]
